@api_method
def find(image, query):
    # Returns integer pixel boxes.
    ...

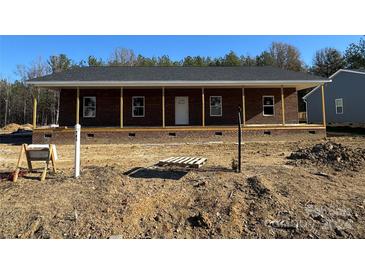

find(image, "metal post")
[202,87,205,126]
[74,124,81,178]
[238,105,242,173]
[120,87,123,128]
[242,87,246,126]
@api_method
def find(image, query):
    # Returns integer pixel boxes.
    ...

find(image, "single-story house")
[27,66,330,143]
[304,69,365,127]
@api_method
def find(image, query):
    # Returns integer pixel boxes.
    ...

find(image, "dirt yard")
[0,136,364,239]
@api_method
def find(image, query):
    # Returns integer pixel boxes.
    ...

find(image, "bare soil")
[0,136,364,239]
[0,123,33,133]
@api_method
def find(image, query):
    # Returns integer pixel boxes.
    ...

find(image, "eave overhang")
[26,80,331,90]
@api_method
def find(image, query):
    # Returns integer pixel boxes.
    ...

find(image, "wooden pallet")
[158,156,207,168]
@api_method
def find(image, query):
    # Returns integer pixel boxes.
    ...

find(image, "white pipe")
[74,124,81,178]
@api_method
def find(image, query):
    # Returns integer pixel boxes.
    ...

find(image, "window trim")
[335,98,344,115]
[262,95,275,116]
[209,96,223,117]
[83,96,96,118]
[132,96,145,118]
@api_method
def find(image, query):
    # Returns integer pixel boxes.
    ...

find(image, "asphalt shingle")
[28,66,327,82]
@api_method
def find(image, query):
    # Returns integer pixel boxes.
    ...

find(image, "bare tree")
[269,42,304,71]
[108,48,137,66]
[0,79,11,126]
[26,57,51,126]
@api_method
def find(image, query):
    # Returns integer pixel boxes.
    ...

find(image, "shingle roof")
[28,66,327,82]
[352,68,365,73]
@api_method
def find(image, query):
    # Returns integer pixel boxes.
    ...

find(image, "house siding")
[306,71,365,125]
[123,89,163,127]
[59,89,76,126]
[165,88,203,126]
[205,88,243,125]
[283,88,299,124]
[58,87,299,127]
[245,88,298,124]
[59,89,120,127]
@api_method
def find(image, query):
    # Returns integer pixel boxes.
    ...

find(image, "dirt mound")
[2,123,21,132]
[288,142,365,171]
[247,176,269,197]
[21,124,33,130]
[1,123,33,133]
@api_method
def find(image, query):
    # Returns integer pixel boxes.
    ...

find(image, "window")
[335,98,343,114]
[132,96,145,117]
[210,96,222,116]
[83,97,96,118]
[263,96,274,116]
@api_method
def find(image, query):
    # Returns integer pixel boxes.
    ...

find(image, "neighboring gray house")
[304,69,365,127]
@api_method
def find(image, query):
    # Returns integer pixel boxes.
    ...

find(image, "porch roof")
[27,66,330,90]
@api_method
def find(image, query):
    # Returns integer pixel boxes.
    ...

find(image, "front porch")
[31,85,327,144]
[32,86,327,128]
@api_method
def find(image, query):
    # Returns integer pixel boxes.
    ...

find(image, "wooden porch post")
[120,87,123,128]
[162,87,165,128]
[32,89,37,129]
[202,87,205,127]
[281,86,286,125]
[76,87,80,124]
[321,84,326,126]
[242,87,246,126]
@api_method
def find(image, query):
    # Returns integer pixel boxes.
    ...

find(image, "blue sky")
[0,35,363,81]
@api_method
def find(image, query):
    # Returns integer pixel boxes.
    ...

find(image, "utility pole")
[237,105,242,173]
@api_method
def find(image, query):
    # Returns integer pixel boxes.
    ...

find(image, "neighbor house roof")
[303,69,365,100]
[27,66,330,89]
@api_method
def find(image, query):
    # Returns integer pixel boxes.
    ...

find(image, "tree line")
[1,38,364,128]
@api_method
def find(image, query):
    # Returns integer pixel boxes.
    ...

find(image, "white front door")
[175,96,189,125]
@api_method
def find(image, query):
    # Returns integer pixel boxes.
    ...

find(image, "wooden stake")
[237,106,242,173]
[40,144,53,181]
[25,148,33,172]
[13,144,26,182]
[281,86,286,125]
[50,145,57,173]
[321,84,326,127]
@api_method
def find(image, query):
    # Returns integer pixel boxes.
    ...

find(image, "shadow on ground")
[124,167,188,180]
[124,165,234,180]
[327,126,365,136]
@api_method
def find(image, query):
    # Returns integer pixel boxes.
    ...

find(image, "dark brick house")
[27,66,330,143]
